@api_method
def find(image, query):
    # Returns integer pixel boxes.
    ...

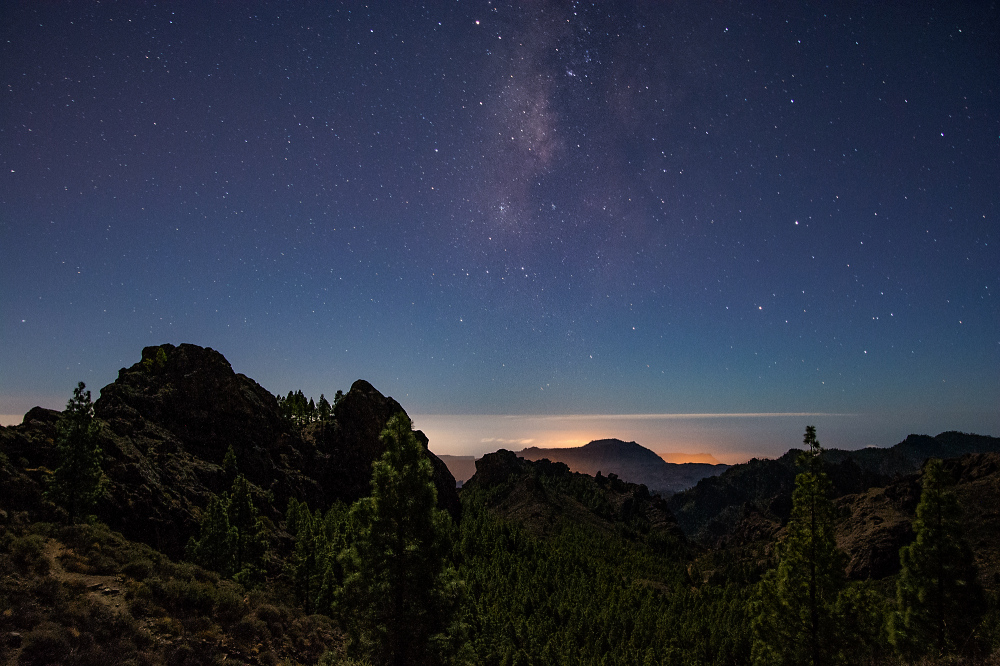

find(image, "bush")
[126,581,160,618]
[31,577,65,608]
[19,622,72,666]
[161,577,216,616]
[87,548,119,575]
[215,581,248,625]
[123,557,155,581]
[254,602,287,630]
[318,651,372,666]
[10,534,49,574]
[231,616,268,648]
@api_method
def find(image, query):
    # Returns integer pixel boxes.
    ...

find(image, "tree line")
[278,389,344,426]
[43,381,996,664]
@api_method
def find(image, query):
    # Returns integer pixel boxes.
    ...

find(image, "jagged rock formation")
[0,343,458,558]
[517,438,728,495]
[464,449,686,545]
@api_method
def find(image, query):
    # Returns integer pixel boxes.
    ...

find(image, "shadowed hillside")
[668,431,1000,571]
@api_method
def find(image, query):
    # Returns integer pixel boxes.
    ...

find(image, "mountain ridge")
[516,437,729,495]
[667,430,1000,547]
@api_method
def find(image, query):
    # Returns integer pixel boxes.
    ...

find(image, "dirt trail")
[42,539,128,616]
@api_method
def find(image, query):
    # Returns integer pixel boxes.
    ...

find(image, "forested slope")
[4,344,1000,664]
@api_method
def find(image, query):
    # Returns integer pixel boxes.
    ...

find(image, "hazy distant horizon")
[416,412,1000,464]
[5,407,996,466]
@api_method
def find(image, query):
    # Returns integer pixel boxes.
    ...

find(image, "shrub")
[125,581,160,618]
[215,581,248,625]
[231,616,268,648]
[254,602,287,630]
[123,557,155,581]
[31,577,65,608]
[161,577,216,616]
[10,534,49,574]
[87,548,119,574]
[19,622,73,666]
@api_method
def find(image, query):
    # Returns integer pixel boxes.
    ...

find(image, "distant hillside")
[667,431,1000,547]
[516,438,728,495]
[463,449,688,546]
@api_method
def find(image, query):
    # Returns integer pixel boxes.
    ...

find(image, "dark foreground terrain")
[3,343,1000,664]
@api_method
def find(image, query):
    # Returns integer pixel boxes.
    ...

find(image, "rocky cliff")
[667,433,1000,581]
[0,343,458,557]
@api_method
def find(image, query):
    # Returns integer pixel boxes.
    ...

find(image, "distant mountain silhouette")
[516,438,728,495]
[667,431,1000,549]
[658,452,723,464]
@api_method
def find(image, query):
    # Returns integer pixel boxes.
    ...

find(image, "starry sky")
[2,2,997,461]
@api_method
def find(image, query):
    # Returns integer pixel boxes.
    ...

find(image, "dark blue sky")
[2,2,997,456]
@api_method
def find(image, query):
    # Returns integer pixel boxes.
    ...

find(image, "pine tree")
[187,473,269,584]
[752,426,845,666]
[289,504,334,614]
[340,412,461,665]
[286,496,305,537]
[318,394,332,430]
[222,444,238,482]
[228,473,269,585]
[890,458,984,658]
[186,493,237,575]
[47,382,105,522]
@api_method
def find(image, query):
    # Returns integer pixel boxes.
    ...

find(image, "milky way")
[1,2,997,455]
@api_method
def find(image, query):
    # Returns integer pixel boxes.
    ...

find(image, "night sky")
[2,2,997,461]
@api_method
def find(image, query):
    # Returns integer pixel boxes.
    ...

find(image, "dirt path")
[42,539,129,616]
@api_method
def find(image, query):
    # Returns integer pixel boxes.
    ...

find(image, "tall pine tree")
[890,458,983,659]
[47,382,105,522]
[339,412,462,666]
[753,426,845,666]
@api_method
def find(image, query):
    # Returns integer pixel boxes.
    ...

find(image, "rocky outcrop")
[681,449,1000,582]
[464,450,686,547]
[0,344,459,558]
[831,452,1000,580]
[309,379,460,518]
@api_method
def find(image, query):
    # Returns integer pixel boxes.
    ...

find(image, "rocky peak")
[465,449,685,545]
[95,343,287,463]
[315,378,460,517]
[470,449,525,487]
[3,344,458,557]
